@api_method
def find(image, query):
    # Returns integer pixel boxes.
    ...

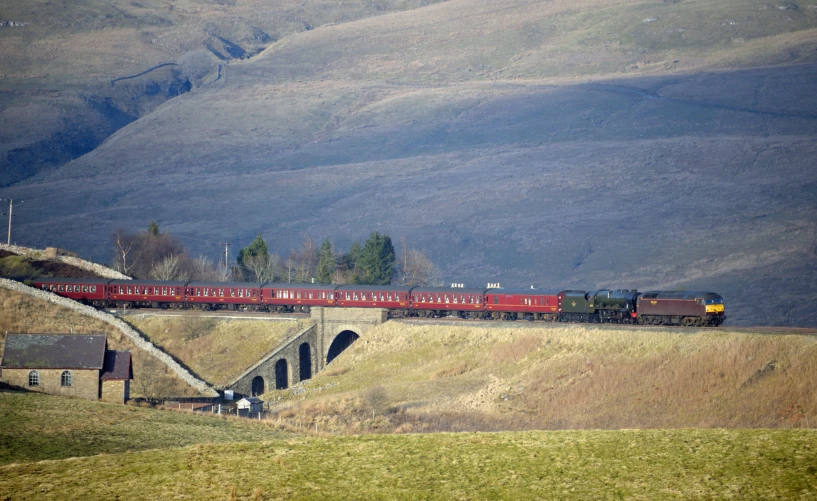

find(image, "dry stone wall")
[0,278,217,396]
[0,243,130,280]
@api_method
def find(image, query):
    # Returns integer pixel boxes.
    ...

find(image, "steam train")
[33,277,726,327]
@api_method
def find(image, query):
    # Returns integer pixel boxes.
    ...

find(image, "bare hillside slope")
[1,0,816,325]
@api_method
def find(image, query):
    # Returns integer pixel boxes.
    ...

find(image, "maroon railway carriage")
[186,281,263,310]
[636,291,725,326]
[108,279,187,308]
[410,286,486,318]
[485,288,561,320]
[262,283,337,313]
[33,277,110,306]
[335,285,411,313]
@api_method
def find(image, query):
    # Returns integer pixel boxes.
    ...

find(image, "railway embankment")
[0,278,217,397]
[265,320,817,432]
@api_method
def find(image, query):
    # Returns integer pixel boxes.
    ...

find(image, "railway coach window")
[59,285,65,292]
[91,286,96,293]
[204,289,209,297]
[83,286,88,293]
[239,289,244,297]
[219,289,224,297]
[162,287,168,295]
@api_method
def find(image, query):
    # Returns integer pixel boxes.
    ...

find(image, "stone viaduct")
[228,307,388,397]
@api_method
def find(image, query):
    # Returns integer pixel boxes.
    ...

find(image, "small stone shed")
[0,333,132,404]
[236,397,264,414]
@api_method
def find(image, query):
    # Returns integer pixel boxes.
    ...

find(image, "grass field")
[0,392,285,465]
[0,420,814,500]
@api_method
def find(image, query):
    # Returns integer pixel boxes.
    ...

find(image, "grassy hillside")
[0,288,201,397]
[0,391,285,465]
[0,423,814,500]
[2,0,815,325]
[123,314,311,386]
[265,321,817,432]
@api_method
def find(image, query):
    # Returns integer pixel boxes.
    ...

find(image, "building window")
[28,371,39,387]
[61,371,72,387]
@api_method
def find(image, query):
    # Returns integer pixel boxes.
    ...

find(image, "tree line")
[112,223,440,286]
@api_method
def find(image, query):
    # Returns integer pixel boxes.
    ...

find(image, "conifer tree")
[359,232,396,285]
[315,238,335,284]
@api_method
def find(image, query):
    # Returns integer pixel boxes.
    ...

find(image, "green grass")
[0,391,285,465]
[0,427,815,500]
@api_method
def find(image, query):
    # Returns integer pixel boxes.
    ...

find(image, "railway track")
[105,307,816,335]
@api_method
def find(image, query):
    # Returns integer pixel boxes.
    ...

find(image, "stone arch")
[299,342,312,381]
[326,329,360,365]
[274,359,289,390]
[251,375,265,396]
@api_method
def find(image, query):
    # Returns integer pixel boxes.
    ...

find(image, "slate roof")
[0,334,107,369]
[100,351,133,380]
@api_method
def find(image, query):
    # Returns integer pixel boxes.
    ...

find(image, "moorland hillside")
[1,0,816,325]
[0,0,445,185]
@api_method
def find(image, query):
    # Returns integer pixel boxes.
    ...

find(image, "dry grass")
[0,289,200,397]
[265,321,817,433]
[123,315,310,386]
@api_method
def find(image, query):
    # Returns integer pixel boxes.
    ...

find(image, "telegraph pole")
[222,242,230,278]
[1,199,20,245]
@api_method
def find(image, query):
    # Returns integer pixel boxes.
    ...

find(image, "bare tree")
[243,253,276,282]
[288,235,319,283]
[149,254,189,281]
[112,229,142,276]
[397,236,440,286]
[190,255,223,281]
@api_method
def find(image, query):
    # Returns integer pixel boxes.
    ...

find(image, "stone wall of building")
[3,368,99,400]
[101,380,129,404]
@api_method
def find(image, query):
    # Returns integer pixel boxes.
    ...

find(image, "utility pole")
[1,199,20,246]
[222,242,230,278]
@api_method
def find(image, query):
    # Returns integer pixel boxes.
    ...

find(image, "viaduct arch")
[228,307,387,397]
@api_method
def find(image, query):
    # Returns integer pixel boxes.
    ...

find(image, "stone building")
[0,333,132,403]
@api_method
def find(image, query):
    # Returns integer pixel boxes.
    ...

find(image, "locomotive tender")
[32,277,725,327]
